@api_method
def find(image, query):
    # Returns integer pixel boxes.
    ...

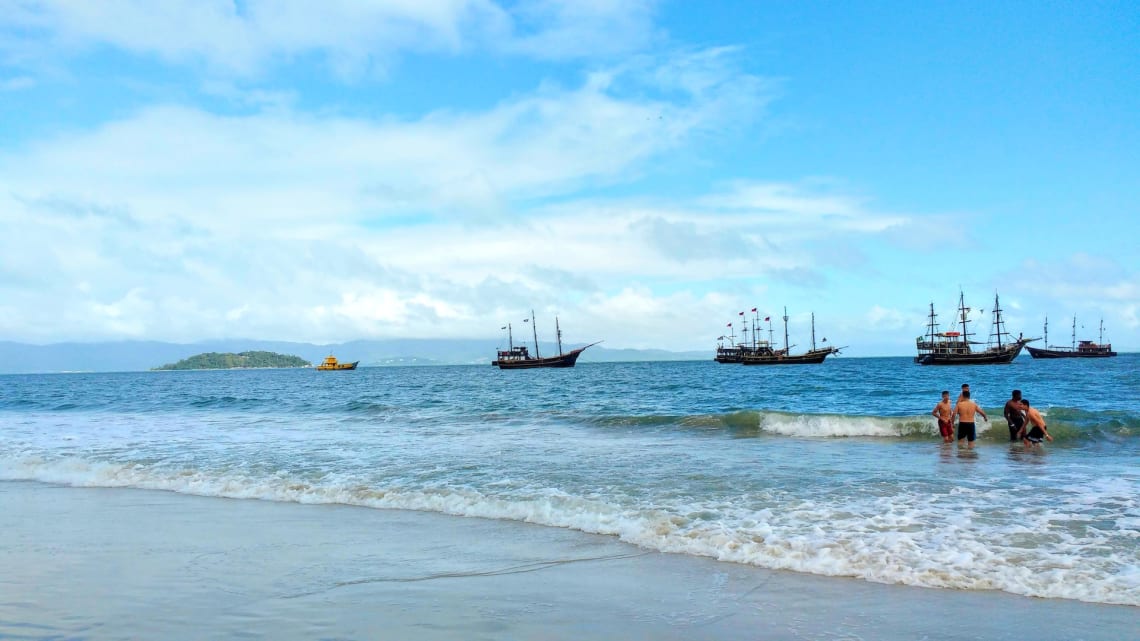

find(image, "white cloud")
[865,305,908,330]
[997,254,1140,335]
[0,44,941,351]
[0,0,658,76]
[505,0,659,60]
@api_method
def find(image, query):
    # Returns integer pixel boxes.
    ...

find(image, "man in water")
[1020,399,1053,447]
[957,383,970,405]
[932,390,954,443]
[1003,389,1025,442]
[952,390,988,449]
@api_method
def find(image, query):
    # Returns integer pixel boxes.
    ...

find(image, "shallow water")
[1,356,1138,605]
[5,483,1137,641]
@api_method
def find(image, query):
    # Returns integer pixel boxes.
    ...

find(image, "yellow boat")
[316,355,359,371]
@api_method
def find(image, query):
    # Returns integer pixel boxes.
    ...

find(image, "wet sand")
[0,481,1134,640]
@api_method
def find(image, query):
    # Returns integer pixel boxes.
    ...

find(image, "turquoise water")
[2,356,1138,605]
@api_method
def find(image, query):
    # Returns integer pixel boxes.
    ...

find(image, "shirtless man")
[1003,389,1025,442]
[932,390,954,443]
[1020,399,1053,447]
[952,390,988,449]
[957,383,970,406]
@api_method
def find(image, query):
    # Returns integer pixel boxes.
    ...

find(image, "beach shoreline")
[1,481,1134,640]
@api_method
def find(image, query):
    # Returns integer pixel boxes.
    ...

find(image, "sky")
[1,0,1137,355]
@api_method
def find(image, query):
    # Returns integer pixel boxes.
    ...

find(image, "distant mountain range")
[0,339,708,374]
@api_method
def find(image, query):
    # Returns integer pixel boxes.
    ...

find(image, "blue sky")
[1,0,1137,355]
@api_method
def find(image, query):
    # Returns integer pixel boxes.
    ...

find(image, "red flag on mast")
[764,316,770,321]
[727,322,732,327]
[751,308,757,312]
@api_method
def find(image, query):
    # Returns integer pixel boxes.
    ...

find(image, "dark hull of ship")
[1026,346,1116,359]
[741,348,839,365]
[915,341,1029,365]
[492,348,586,369]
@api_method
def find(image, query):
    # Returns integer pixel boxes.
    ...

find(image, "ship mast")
[811,312,817,352]
[958,291,972,351]
[1099,319,1105,345]
[783,307,790,355]
[508,323,514,351]
[531,309,540,359]
[1071,315,1077,351]
[556,317,563,355]
[927,302,938,349]
[1043,316,1048,348]
[992,293,1004,350]
[752,309,760,350]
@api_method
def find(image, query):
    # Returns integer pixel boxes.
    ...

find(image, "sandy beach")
[1,481,1134,640]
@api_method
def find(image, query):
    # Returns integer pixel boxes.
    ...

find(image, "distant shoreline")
[151,366,313,372]
[7,352,1135,376]
[152,350,311,371]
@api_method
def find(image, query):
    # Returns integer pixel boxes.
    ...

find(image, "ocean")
[1,355,1138,636]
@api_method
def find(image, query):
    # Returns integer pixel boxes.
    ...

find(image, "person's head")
[961,383,970,392]
[962,390,971,399]
[1021,399,1030,408]
[1012,389,1022,400]
[941,390,949,399]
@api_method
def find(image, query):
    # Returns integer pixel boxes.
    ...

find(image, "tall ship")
[715,308,773,363]
[739,308,842,365]
[492,311,599,369]
[1026,316,1116,358]
[914,292,1033,365]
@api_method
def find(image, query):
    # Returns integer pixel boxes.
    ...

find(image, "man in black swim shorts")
[1003,389,1025,441]
[951,390,988,449]
[1020,399,1053,447]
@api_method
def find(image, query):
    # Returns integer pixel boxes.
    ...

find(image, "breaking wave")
[1,456,1137,607]
[581,408,1139,441]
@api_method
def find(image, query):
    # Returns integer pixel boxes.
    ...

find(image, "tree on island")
[153,351,311,370]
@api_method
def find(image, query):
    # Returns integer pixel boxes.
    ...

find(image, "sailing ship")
[739,308,842,365]
[315,355,359,370]
[914,292,1033,365]
[715,309,774,363]
[1026,317,1116,358]
[492,311,600,369]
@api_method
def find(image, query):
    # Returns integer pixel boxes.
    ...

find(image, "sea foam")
[3,454,1137,607]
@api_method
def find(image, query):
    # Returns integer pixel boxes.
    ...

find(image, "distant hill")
[0,339,708,374]
[153,351,311,371]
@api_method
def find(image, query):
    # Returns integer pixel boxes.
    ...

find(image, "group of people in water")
[932,384,1053,449]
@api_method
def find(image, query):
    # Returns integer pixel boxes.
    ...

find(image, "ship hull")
[741,348,839,365]
[493,348,587,369]
[317,361,359,371]
[915,342,1029,365]
[1026,347,1116,359]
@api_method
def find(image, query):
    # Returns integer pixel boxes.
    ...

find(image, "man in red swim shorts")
[932,390,954,443]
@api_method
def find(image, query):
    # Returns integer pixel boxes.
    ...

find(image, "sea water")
[1,356,1137,606]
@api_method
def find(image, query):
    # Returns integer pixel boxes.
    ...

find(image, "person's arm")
[978,406,988,421]
[951,403,959,422]
[1003,402,1014,422]
[932,404,940,418]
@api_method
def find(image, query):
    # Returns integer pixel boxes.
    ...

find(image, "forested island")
[153,351,311,370]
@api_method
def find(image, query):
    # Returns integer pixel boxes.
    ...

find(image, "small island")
[153,351,312,371]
